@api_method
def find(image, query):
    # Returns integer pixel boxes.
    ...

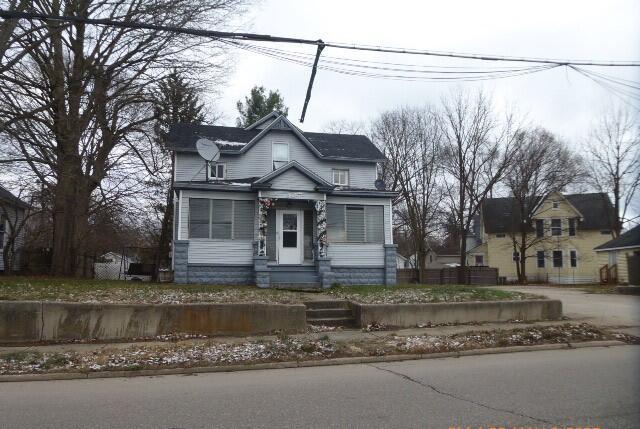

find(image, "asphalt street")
[1,345,638,429]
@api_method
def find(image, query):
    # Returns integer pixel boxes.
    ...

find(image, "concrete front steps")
[304,300,356,327]
[270,265,320,289]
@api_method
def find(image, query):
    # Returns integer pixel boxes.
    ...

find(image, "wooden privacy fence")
[397,267,499,285]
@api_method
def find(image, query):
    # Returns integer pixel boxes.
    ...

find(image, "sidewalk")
[0,319,591,355]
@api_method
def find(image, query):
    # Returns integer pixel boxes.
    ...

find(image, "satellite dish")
[196,138,220,162]
[374,179,386,190]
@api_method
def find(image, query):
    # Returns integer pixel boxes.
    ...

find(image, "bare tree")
[440,90,520,279]
[373,106,443,283]
[503,128,583,283]
[0,0,247,276]
[323,119,366,135]
[586,107,640,235]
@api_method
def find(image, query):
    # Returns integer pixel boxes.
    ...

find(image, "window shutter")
[189,198,210,238]
[346,206,365,242]
[233,200,254,240]
[327,204,346,242]
[211,200,232,239]
[365,206,384,243]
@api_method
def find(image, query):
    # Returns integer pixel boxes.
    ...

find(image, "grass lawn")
[326,283,540,304]
[0,277,540,304]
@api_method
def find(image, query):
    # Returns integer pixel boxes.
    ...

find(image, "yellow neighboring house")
[468,192,615,284]
[594,224,640,285]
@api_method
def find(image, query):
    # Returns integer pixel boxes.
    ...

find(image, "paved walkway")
[0,320,572,354]
[497,285,640,335]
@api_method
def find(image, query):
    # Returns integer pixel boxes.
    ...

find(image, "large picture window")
[189,198,254,240]
[327,204,384,243]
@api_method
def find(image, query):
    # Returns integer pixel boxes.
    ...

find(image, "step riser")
[307,318,356,327]
[270,272,319,283]
[306,309,353,319]
[272,283,320,290]
[269,265,317,272]
[304,300,351,310]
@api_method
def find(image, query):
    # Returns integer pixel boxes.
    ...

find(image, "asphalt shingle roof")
[167,123,384,161]
[595,224,640,250]
[482,193,615,233]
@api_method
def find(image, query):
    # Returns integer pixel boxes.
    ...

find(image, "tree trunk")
[458,226,467,284]
[51,159,91,277]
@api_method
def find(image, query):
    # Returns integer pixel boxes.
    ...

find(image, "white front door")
[277,210,303,264]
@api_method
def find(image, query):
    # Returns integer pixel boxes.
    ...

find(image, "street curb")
[0,340,627,383]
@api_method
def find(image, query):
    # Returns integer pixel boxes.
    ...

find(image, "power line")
[2,10,640,67]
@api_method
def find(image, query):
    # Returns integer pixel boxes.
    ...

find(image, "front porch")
[254,195,330,288]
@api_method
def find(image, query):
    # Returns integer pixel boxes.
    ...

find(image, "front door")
[277,210,303,264]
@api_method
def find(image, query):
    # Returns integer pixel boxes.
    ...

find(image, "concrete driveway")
[497,285,640,333]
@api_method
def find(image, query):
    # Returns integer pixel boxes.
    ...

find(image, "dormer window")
[272,142,289,170]
[332,169,349,186]
[208,162,226,180]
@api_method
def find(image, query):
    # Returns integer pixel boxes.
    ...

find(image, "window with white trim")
[537,250,545,268]
[535,219,544,238]
[327,204,384,243]
[272,142,289,170]
[553,250,563,268]
[570,250,577,267]
[208,162,226,180]
[552,201,560,209]
[568,218,576,236]
[188,198,254,240]
[332,169,349,186]
[551,219,562,236]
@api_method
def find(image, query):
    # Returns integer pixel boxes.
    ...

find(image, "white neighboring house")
[396,253,409,269]
[0,185,29,273]
[168,112,398,287]
[94,252,134,280]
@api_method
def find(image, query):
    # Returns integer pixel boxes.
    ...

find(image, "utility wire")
[2,10,639,67]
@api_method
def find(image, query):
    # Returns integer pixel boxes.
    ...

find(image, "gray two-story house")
[168,112,397,287]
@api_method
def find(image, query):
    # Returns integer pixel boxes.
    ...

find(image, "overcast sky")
[217,0,639,143]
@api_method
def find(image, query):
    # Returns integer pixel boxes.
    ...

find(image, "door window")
[282,213,297,248]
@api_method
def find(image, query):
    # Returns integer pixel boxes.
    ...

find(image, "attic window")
[272,142,289,170]
[332,169,349,186]
[208,162,226,180]
[552,201,560,209]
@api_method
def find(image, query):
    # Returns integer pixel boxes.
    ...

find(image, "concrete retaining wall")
[0,301,307,344]
[352,299,562,328]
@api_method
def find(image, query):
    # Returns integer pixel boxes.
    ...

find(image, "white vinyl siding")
[174,132,378,188]
[269,168,318,191]
[328,244,385,267]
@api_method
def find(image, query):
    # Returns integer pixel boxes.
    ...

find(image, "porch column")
[257,198,275,256]
[314,199,327,258]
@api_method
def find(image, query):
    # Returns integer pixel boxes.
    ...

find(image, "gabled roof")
[0,185,29,209]
[167,113,385,162]
[594,224,640,251]
[252,161,335,191]
[245,111,280,130]
[482,193,615,233]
